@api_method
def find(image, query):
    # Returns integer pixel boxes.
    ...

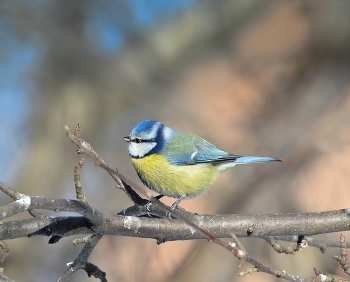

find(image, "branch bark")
[1,192,350,242]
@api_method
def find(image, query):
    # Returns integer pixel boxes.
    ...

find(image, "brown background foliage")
[1,1,350,281]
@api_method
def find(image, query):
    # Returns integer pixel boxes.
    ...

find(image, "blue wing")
[164,140,241,165]
[191,142,241,164]
[169,150,281,165]
[161,130,281,165]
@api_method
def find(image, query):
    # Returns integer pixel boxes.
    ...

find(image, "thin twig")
[65,125,148,206]
[266,236,307,255]
[333,234,350,277]
[0,240,10,263]
[267,235,350,253]
[313,267,349,282]
[74,158,87,202]
[59,234,105,282]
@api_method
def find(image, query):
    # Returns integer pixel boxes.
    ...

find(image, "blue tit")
[124,120,281,209]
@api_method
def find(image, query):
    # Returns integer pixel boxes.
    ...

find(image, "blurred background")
[1,1,350,281]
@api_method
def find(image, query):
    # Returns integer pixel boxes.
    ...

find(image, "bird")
[124,120,281,210]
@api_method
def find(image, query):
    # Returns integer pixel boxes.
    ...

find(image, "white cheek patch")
[162,126,173,140]
[128,142,157,158]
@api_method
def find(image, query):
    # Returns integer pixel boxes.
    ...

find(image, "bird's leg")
[147,195,186,219]
[166,196,186,219]
[170,195,186,211]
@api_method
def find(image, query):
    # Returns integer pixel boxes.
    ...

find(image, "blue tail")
[234,156,282,164]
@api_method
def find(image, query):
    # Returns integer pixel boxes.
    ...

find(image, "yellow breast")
[131,154,220,199]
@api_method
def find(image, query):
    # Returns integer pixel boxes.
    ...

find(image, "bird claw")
[145,201,153,217]
[144,200,177,219]
[144,195,186,219]
[166,211,173,219]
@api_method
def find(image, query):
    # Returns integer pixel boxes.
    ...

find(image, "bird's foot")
[167,196,186,219]
[144,201,153,217]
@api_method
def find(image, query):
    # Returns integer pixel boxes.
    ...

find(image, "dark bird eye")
[134,138,142,144]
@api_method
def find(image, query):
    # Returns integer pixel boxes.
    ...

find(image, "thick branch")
[1,206,350,242]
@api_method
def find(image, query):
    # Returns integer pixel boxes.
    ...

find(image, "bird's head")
[124,120,173,158]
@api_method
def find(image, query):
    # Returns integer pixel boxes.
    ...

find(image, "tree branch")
[1,197,350,242]
[1,123,350,282]
[59,234,105,282]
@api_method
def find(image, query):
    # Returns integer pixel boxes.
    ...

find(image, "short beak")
[123,136,130,142]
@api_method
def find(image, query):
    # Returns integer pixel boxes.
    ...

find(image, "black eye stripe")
[130,138,155,144]
[131,138,155,143]
[131,138,142,143]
